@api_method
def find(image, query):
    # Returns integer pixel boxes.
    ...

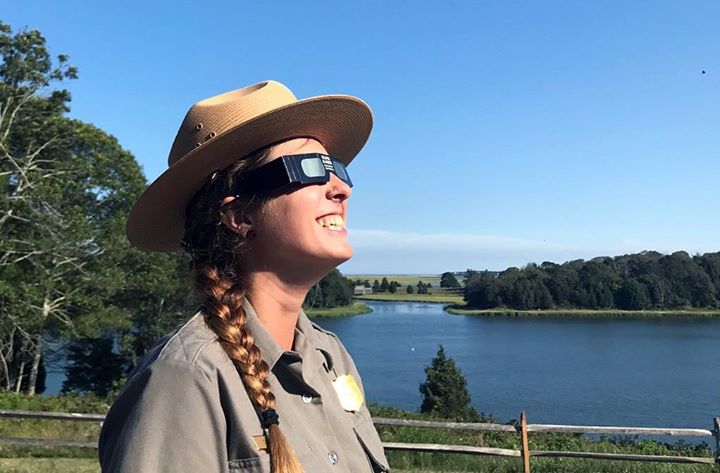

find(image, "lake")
[44,300,720,433]
[317,300,720,432]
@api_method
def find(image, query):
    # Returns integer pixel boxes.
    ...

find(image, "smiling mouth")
[316,215,345,232]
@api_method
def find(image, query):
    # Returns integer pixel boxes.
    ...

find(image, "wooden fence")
[1,409,718,471]
[375,412,720,471]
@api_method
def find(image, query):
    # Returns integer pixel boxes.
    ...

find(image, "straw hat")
[126,80,373,251]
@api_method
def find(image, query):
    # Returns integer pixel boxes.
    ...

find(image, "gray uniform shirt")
[98,300,390,473]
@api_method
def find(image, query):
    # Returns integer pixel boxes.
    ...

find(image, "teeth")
[317,215,345,230]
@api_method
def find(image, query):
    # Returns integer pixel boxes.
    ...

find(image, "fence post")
[714,417,720,464]
[521,411,531,473]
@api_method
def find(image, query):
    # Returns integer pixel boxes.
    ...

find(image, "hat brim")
[126,95,372,251]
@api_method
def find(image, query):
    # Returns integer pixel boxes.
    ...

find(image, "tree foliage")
[0,22,194,395]
[440,272,460,288]
[62,336,129,397]
[464,251,720,310]
[419,345,478,421]
[304,269,354,309]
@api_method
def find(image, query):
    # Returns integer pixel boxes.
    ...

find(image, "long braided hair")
[182,145,304,473]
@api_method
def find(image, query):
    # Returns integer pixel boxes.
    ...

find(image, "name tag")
[252,435,268,452]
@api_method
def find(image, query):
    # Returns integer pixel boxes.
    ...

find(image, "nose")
[326,173,351,202]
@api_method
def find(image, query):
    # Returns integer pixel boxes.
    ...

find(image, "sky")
[5,1,720,274]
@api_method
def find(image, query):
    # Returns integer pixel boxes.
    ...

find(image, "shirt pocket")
[353,415,391,472]
[228,454,271,473]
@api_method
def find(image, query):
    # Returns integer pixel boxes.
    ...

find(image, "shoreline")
[305,302,373,318]
[307,299,720,318]
[446,305,720,318]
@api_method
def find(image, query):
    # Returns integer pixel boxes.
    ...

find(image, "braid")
[183,146,304,473]
[199,267,274,408]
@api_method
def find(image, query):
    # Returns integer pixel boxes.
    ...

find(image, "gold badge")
[332,374,364,412]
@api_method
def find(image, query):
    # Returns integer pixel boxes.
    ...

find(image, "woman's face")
[244,138,353,278]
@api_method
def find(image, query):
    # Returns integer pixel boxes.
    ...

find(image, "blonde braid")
[197,266,303,473]
[183,146,304,473]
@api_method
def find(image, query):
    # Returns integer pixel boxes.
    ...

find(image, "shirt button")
[327,451,338,465]
[301,394,313,404]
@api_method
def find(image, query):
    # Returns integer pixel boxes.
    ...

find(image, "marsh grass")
[356,293,464,304]
[349,275,444,287]
[305,302,373,317]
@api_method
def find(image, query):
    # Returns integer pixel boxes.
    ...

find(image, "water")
[44,300,720,434]
[316,300,720,432]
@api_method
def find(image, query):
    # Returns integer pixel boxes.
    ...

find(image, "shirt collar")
[241,298,285,369]
[240,298,335,372]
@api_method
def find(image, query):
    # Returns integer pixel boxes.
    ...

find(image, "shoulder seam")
[157,312,216,365]
[310,321,338,338]
[191,339,219,365]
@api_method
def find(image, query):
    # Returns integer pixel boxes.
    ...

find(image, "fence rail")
[1,409,718,471]
[375,413,720,470]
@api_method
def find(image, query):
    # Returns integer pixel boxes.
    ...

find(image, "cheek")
[259,195,316,242]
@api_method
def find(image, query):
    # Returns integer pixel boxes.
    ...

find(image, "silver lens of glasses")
[333,161,349,181]
[301,157,325,177]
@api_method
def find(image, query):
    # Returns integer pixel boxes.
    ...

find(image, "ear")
[220,208,255,239]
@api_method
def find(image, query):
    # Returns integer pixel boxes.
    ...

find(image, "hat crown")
[168,81,297,166]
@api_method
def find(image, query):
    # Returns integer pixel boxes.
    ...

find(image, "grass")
[348,274,444,287]
[305,302,373,317]
[0,458,98,473]
[446,305,720,318]
[1,385,716,473]
[356,293,465,304]
[370,405,715,472]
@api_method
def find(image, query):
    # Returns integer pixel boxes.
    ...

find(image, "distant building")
[354,285,373,295]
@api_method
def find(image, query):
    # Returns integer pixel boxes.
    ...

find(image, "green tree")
[406,285,414,294]
[440,272,460,288]
[380,277,389,292]
[464,269,480,282]
[372,280,381,293]
[419,345,478,421]
[62,336,130,397]
[614,278,651,310]
[416,281,427,294]
[465,272,500,308]
[388,282,397,294]
[0,22,194,394]
[304,269,353,309]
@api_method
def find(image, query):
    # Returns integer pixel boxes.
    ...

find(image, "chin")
[318,247,353,272]
[333,243,353,263]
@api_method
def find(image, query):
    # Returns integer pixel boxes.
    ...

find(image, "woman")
[98,81,390,473]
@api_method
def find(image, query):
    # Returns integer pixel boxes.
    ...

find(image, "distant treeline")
[349,277,433,294]
[464,251,720,310]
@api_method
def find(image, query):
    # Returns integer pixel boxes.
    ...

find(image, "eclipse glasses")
[232,153,353,196]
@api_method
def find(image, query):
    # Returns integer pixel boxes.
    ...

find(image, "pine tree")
[419,345,478,421]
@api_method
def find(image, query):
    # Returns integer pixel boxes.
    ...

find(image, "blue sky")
[6,1,720,274]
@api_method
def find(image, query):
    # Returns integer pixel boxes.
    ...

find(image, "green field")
[305,302,373,317]
[348,274,444,288]
[356,293,464,304]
